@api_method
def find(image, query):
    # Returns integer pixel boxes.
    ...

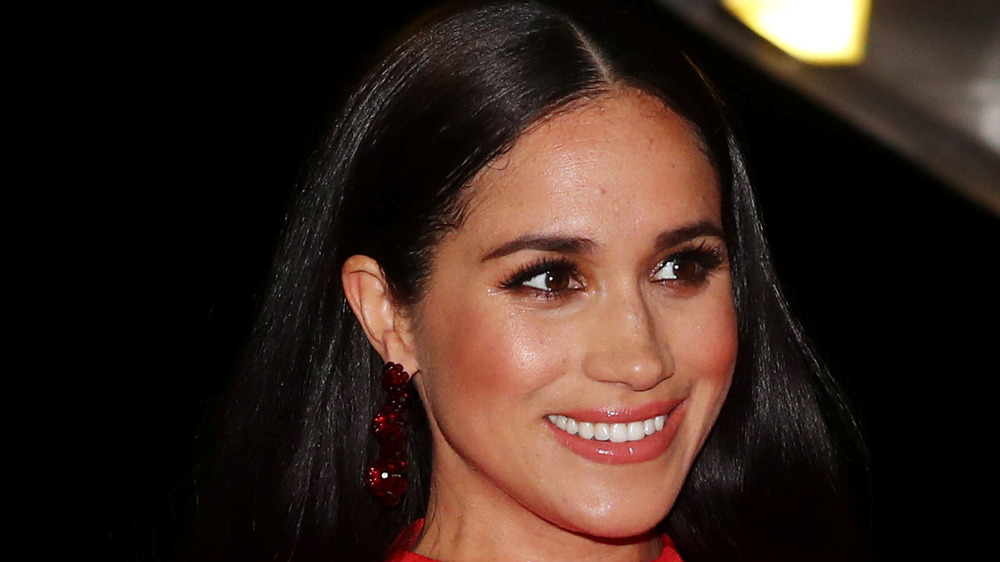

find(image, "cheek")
[413,295,562,420]
[671,290,738,406]
[696,308,738,383]
[704,306,738,404]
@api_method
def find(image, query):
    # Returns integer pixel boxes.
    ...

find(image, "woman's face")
[403,91,738,547]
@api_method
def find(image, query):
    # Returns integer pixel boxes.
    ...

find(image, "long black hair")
[191,1,868,560]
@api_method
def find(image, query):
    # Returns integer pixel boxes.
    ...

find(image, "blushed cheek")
[501,313,576,383]
[701,301,739,404]
[677,294,738,400]
[417,298,560,413]
[460,314,571,405]
[711,308,738,372]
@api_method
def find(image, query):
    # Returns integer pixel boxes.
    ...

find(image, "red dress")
[386,520,683,562]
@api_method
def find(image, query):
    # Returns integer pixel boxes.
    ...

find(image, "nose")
[582,287,674,391]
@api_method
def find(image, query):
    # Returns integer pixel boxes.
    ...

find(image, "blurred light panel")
[722,0,871,64]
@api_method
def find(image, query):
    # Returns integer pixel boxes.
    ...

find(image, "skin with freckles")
[369,90,737,561]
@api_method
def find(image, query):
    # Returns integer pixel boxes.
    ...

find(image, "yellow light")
[722,0,871,64]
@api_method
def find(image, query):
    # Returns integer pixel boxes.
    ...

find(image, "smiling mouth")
[547,414,667,443]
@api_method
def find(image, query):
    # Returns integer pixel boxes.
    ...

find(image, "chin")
[554,488,678,541]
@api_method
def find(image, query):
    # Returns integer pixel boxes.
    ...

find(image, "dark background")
[100,1,999,559]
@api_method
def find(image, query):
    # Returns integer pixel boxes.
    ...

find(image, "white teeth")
[628,421,645,441]
[610,423,628,443]
[548,413,668,442]
[594,423,610,441]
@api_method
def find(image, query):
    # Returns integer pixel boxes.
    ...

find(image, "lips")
[545,401,686,464]
[547,414,666,442]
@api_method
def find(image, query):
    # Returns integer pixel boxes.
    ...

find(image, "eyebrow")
[654,220,725,250]
[481,219,724,262]
[481,235,597,262]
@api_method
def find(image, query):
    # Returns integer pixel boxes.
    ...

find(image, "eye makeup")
[499,256,584,300]
[650,240,726,289]
[496,238,727,302]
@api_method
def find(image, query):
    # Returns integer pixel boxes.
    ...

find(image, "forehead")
[459,91,721,241]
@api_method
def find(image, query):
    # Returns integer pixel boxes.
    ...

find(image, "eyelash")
[499,241,726,300]
[651,241,725,287]
[500,257,581,301]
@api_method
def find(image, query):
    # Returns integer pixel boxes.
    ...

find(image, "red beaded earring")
[366,361,415,506]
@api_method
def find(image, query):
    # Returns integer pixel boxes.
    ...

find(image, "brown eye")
[522,269,581,293]
[656,259,704,283]
[653,247,723,286]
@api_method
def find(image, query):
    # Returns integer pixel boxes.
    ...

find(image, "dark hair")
[192,1,868,560]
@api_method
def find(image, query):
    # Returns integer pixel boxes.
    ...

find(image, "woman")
[195,1,868,560]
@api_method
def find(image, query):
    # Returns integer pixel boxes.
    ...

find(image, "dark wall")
[102,2,998,559]
[99,5,429,559]
[656,6,999,560]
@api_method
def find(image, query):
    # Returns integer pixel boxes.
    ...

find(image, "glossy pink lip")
[558,400,678,424]
[547,400,686,464]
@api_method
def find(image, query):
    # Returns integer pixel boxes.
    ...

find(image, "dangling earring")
[367,361,415,506]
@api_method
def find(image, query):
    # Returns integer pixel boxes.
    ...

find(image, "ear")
[341,255,420,370]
